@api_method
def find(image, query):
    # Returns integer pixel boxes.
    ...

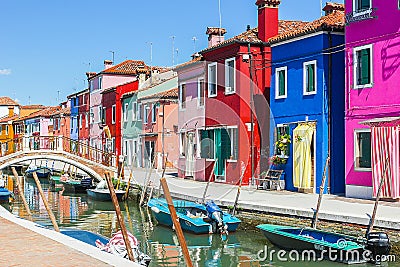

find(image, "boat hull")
[25,167,51,178]
[61,178,95,193]
[61,229,109,247]
[87,188,125,201]
[0,188,11,203]
[148,198,241,234]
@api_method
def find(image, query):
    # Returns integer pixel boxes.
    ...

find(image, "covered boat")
[257,224,368,264]
[61,177,95,193]
[87,180,125,201]
[147,198,241,234]
[25,164,51,178]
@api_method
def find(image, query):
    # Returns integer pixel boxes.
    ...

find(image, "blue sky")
[0,0,343,106]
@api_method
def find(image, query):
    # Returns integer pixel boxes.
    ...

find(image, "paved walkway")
[0,206,141,267]
[126,167,400,230]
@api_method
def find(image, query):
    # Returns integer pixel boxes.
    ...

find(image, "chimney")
[256,0,281,42]
[8,106,14,117]
[206,27,227,47]
[323,2,345,16]
[104,60,113,69]
[85,72,96,79]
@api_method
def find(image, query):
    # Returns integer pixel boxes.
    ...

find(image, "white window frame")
[98,76,102,90]
[353,44,373,89]
[151,104,157,123]
[275,66,288,99]
[79,114,82,129]
[197,78,205,108]
[143,104,148,124]
[5,125,9,135]
[101,106,105,124]
[179,83,186,110]
[225,57,236,95]
[85,113,89,128]
[354,128,372,172]
[112,105,116,124]
[90,108,94,124]
[226,126,238,162]
[352,0,372,14]
[208,62,217,97]
[124,103,129,122]
[303,60,317,96]
[137,103,142,121]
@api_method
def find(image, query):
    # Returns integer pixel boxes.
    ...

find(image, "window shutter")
[308,64,315,92]
[361,49,371,85]
[361,0,370,10]
[279,70,285,96]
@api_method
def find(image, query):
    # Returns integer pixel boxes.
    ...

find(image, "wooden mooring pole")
[104,172,135,262]
[160,177,193,267]
[11,167,32,219]
[32,172,59,232]
[201,159,217,204]
[139,158,156,206]
[311,156,330,229]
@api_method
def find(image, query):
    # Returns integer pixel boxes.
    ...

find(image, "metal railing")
[0,135,116,167]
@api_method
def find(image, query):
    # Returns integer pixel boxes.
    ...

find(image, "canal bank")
[0,205,141,267]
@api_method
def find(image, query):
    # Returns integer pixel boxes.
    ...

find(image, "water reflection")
[6,178,391,267]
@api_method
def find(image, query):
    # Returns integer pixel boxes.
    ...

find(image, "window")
[90,108,94,124]
[124,103,129,122]
[89,80,94,92]
[398,0,400,9]
[354,44,373,88]
[79,114,82,129]
[225,57,235,94]
[144,104,148,123]
[132,102,137,120]
[112,105,116,124]
[200,129,215,159]
[101,107,106,124]
[98,76,102,89]
[179,83,186,109]
[227,127,238,160]
[354,129,371,170]
[180,132,187,156]
[303,60,317,95]
[198,78,205,107]
[275,125,290,156]
[85,113,89,128]
[275,67,287,99]
[0,125,2,134]
[152,104,157,123]
[353,0,371,13]
[5,125,9,135]
[138,103,142,121]
[208,63,217,97]
[82,94,85,105]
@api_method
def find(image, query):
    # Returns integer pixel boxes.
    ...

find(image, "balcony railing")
[345,8,377,25]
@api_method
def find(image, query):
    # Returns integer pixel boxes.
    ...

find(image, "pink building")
[345,0,400,199]
[87,60,149,160]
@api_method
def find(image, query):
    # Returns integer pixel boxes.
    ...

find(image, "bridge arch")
[0,151,116,182]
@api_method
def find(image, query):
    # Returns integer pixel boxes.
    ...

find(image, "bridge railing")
[0,135,116,168]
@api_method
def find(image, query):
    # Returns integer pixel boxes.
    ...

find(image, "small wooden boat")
[147,198,241,234]
[87,188,125,201]
[25,165,51,178]
[61,177,95,193]
[257,224,367,264]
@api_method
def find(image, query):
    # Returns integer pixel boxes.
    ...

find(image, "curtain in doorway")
[185,132,195,177]
[371,126,400,199]
[293,123,316,189]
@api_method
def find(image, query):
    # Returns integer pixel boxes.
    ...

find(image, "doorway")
[185,132,195,178]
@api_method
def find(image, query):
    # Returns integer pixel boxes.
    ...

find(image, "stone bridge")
[0,136,118,182]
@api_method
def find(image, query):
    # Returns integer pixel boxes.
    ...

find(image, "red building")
[179,0,303,185]
[77,89,90,146]
[101,81,139,157]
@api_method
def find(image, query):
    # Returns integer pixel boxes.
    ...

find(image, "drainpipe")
[327,30,332,194]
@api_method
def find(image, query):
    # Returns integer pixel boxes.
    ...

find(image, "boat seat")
[256,169,284,190]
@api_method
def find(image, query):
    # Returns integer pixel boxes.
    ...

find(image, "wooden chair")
[256,169,284,190]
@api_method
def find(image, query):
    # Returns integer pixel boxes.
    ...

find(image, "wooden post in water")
[139,158,156,206]
[311,156,330,229]
[11,167,32,219]
[160,177,193,267]
[32,172,59,232]
[104,172,135,262]
[367,158,390,236]
[201,159,217,204]
[124,154,137,200]
[232,167,246,215]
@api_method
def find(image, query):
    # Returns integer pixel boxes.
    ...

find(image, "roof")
[200,20,308,53]
[101,60,149,75]
[173,56,203,71]
[0,114,18,123]
[0,97,19,106]
[139,88,178,102]
[21,105,45,109]
[16,106,61,121]
[67,88,89,98]
[268,7,345,44]
[138,76,178,101]
[53,107,71,116]
[359,116,400,127]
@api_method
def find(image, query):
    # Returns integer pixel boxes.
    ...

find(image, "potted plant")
[275,134,291,156]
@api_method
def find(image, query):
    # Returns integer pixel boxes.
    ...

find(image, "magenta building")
[345,0,400,199]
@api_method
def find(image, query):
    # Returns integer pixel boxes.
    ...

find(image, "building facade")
[344,0,400,199]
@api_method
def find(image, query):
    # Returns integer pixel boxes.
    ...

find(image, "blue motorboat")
[147,198,241,234]
[25,165,52,178]
[0,187,12,203]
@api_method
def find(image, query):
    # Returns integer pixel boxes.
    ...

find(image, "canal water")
[3,177,395,266]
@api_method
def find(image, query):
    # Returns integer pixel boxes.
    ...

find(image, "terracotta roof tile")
[21,105,45,109]
[0,114,18,123]
[17,106,61,121]
[268,9,345,44]
[140,88,178,101]
[200,20,308,53]
[0,97,19,106]
[53,107,71,116]
[101,60,149,75]
[173,56,203,70]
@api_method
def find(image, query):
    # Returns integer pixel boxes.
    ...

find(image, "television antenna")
[192,37,197,53]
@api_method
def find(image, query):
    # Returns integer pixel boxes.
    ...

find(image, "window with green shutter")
[303,60,317,95]
[200,129,215,159]
[355,130,371,169]
[275,66,287,99]
[354,45,372,88]
[355,0,371,12]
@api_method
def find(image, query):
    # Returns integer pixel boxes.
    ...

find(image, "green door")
[214,128,231,179]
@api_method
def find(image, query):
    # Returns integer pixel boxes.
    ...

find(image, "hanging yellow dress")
[293,123,316,189]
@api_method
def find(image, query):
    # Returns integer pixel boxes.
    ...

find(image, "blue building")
[268,3,345,194]
[67,91,80,141]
